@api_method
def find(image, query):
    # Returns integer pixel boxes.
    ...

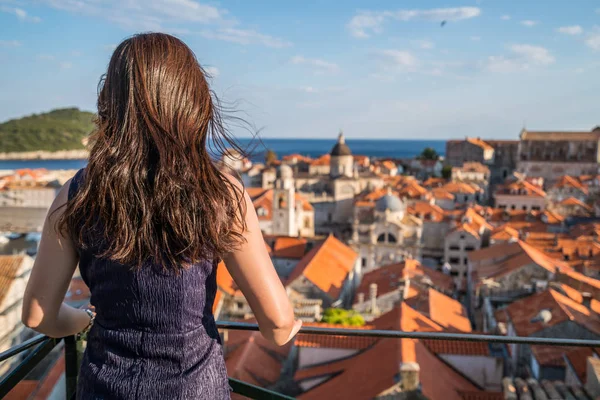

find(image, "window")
[257,207,268,217]
[499,205,507,210]
[531,206,541,211]
[511,205,516,210]
[450,271,459,277]
[449,257,460,264]
[377,233,387,243]
[463,258,468,265]
[460,234,465,240]
[522,205,527,211]
[304,218,311,229]
[449,245,460,251]
[387,233,397,243]
[465,246,475,251]
[361,257,367,267]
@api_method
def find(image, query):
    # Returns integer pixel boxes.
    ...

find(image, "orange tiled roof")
[225,329,291,387]
[5,381,37,400]
[553,175,589,195]
[422,339,490,356]
[310,154,330,166]
[506,289,600,337]
[459,392,504,400]
[0,255,26,307]
[431,188,455,200]
[396,181,429,198]
[564,347,598,383]
[559,197,593,211]
[354,260,454,303]
[381,160,397,170]
[457,162,490,174]
[491,225,519,242]
[423,177,447,188]
[495,180,546,197]
[407,201,446,222]
[441,182,482,195]
[216,262,241,296]
[286,235,357,300]
[282,154,313,163]
[295,323,377,349]
[272,237,307,259]
[296,304,479,400]
[530,345,579,367]
[470,241,569,283]
[466,138,494,151]
[427,289,472,332]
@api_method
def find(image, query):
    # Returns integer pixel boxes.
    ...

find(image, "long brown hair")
[58,33,247,271]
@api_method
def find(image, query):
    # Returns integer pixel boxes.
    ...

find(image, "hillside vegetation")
[0,108,95,152]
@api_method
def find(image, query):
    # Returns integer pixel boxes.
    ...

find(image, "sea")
[0,138,446,170]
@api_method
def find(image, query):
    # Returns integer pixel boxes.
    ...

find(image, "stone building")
[349,188,423,271]
[445,138,495,167]
[494,179,547,212]
[517,128,600,184]
[247,165,315,238]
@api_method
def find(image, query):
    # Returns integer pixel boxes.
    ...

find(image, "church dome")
[330,131,352,157]
[277,164,293,179]
[375,194,404,212]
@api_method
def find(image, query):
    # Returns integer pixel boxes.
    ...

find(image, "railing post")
[64,335,82,399]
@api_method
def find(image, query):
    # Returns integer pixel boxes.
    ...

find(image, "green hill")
[0,108,95,152]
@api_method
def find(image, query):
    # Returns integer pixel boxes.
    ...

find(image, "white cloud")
[501,15,511,20]
[413,39,435,49]
[510,44,554,65]
[0,40,22,47]
[486,44,555,73]
[376,50,419,72]
[521,20,538,27]
[586,28,600,51]
[59,62,73,69]
[200,28,292,48]
[39,0,290,49]
[204,66,219,78]
[470,36,481,41]
[37,54,56,60]
[557,25,583,35]
[302,86,318,93]
[348,7,481,38]
[103,44,117,52]
[1,6,41,22]
[290,56,340,73]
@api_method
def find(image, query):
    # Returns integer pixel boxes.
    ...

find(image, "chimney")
[369,283,378,314]
[357,292,365,306]
[582,292,593,309]
[400,362,420,391]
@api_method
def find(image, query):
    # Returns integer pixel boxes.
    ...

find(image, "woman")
[21,33,301,399]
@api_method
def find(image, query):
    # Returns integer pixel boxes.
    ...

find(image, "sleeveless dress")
[70,169,231,399]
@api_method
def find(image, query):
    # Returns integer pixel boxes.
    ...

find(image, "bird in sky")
[441,20,447,27]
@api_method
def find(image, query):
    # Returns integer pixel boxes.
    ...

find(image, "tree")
[265,149,278,166]
[441,165,452,179]
[321,308,365,326]
[419,147,439,160]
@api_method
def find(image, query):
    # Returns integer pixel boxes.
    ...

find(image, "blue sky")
[1,0,599,139]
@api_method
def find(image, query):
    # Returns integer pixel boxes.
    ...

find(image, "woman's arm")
[222,186,301,346]
[21,179,91,338]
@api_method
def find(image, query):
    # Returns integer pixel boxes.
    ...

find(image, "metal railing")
[4,321,600,399]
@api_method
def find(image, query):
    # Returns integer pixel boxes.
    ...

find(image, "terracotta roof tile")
[272,237,307,259]
[310,154,330,166]
[354,260,454,303]
[294,323,377,350]
[456,162,491,174]
[491,225,519,242]
[495,180,546,197]
[296,304,480,400]
[564,347,598,383]
[521,130,600,141]
[282,154,313,163]
[407,201,446,222]
[466,138,494,151]
[422,339,490,356]
[506,289,600,337]
[553,176,589,195]
[442,182,482,195]
[225,330,291,388]
[286,235,357,300]
[216,262,241,296]
[0,255,26,306]
[459,391,504,400]
[559,197,593,211]
[431,188,455,200]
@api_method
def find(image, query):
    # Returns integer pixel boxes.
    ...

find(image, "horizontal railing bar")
[216,321,600,348]
[0,338,60,399]
[0,333,48,363]
[229,377,295,400]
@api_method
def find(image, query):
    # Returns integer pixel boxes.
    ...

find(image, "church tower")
[330,131,353,178]
[272,164,297,236]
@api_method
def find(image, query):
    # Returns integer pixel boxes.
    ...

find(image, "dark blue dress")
[69,169,231,399]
